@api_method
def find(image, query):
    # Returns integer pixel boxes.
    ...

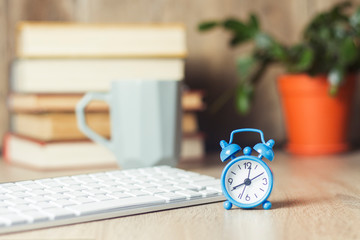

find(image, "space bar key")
[68,196,166,216]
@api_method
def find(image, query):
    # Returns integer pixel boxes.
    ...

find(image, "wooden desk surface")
[0,151,360,240]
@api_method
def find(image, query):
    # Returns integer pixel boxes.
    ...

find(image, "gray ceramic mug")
[76,80,181,169]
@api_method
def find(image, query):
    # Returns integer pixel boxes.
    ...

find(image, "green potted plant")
[199,2,359,155]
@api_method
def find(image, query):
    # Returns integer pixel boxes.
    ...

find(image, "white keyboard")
[0,166,224,234]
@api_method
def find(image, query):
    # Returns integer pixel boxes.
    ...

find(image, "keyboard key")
[5,198,30,205]
[90,173,108,178]
[148,175,171,182]
[83,183,104,189]
[0,194,11,201]
[199,189,220,197]
[120,185,141,191]
[51,199,78,207]
[31,189,48,196]
[135,183,156,189]
[21,211,50,223]
[47,194,70,200]
[118,179,137,185]
[186,176,215,183]
[31,202,57,209]
[7,191,32,198]
[126,190,150,197]
[175,184,199,191]
[107,172,127,179]
[148,180,170,187]
[100,181,119,187]
[52,176,72,181]
[0,207,15,215]
[26,196,51,203]
[175,190,203,199]
[71,174,90,179]
[0,189,9,194]
[192,180,221,188]
[159,186,181,192]
[0,183,15,187]
[188,184,206,191]
[64,191,88,198]
[15,180,34,186]
[58,180,81,186]
[0,201,10,208]
[2,186,27,192]
[83,189,107,195]
[41,208,76,220]
[0,214,28,226]
[177,172,200,178]
[73,177,97,183]
[65,185,87,191]
[166,180,188,185]
[90,194,114,202]
[206,185,222,193]
[141,188,165,195]
[72,197,96,204]
[9,204,36,212]
[22,184,45,190]
[92,176,113,182]
[102,187,124,193]
[109,192,133,199]
[156,192,187,202]
[40,181,63,187]
[68,196,166,216]
[34,178,53,184]
[45,187,69,194]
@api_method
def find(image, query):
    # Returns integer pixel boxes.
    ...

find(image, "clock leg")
[223,201,232,210]
[262,201,272,210]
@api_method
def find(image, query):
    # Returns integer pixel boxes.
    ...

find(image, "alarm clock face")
[222,158,272,207]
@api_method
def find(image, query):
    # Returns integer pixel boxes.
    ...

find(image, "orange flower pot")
[278,74,356,155]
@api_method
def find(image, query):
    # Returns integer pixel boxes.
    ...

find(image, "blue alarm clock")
[219,128,275,210]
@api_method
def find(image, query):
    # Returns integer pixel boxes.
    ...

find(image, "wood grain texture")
[0,151,360,239]
[1,0,359,149]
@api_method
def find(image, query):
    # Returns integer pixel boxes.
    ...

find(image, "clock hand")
[250,172,264,181]
[231,182,245,191]
[232,172,265,191]
[247,166,252,179]
[239,185,247,199]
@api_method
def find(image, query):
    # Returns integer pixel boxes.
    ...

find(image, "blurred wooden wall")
[1,0,360,151]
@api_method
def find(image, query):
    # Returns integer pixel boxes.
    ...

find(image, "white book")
[17,22,187,58]
[11,58,184,93]
[4,134,204,170]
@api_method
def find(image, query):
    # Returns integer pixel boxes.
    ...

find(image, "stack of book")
[4,22,205,170]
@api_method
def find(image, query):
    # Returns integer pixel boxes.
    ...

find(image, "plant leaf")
[229,34,248,46]
[255,32,272,49]
[236,56,256,81]
[269,42,287,61]
[339,37,357,65]
[328,67,344,96]
[236,84,254,114]
[248,14,259,30]
[292,46,314,72]
[198,21,218,31]
[223,18,247,32]
[350,6,360,28]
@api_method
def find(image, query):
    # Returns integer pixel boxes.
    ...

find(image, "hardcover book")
[3,134,204,170]
[17,22,187,58]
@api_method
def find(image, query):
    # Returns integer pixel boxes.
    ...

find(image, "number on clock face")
[224,159,270,205]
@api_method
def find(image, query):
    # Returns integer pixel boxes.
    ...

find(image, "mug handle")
[76,92,113,151]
